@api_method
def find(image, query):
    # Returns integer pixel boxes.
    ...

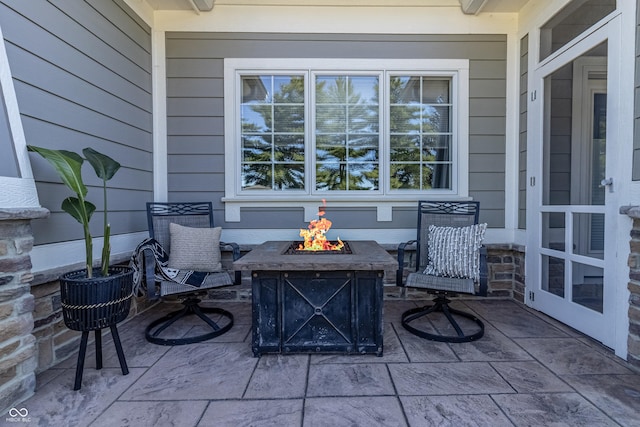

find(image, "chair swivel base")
[401,296,484,343]
[145,298,233,346]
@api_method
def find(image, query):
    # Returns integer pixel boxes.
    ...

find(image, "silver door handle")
[600,177,613,192]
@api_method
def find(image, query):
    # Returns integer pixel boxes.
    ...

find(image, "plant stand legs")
[73,331,90,391]
[95,329,102,370]
[73,325,129,391]
[111,324,129,376]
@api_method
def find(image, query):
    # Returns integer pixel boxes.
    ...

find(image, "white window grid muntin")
[311,70,384,194]
[240,73,307,192]
[385,72,458,194]
[236,69,310,195]
[226,58,469,200]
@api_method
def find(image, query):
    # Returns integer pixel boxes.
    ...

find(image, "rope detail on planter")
[61,292,133,311]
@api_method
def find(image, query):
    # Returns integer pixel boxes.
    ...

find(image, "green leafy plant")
[27,146,121,278]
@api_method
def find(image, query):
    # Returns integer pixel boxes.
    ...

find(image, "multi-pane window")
[389,76,452,190]
[228,59,467,199]
[241,75,305,190]
[315,75,380,191]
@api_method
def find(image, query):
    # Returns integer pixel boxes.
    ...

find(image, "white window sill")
[222,195,470,222]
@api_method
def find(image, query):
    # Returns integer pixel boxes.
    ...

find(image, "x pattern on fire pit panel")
[282,273,353,347]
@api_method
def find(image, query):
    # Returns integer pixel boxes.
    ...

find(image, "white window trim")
[223,58,469,222]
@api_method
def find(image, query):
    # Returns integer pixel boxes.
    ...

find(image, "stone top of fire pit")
[233,240,398,271]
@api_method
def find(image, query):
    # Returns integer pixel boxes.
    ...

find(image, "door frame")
[526,11,624,351]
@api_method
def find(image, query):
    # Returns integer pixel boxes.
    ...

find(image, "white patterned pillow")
[168,223,222,272]
[423,223,487,281]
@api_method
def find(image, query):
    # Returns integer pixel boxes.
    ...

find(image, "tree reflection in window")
[240,73,452,192]
[389,76,452,190]
[315,75,380,191]
[241,75,305,190]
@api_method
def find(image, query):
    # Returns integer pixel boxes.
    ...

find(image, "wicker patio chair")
[396,201,488,343]
[138,202,241,345]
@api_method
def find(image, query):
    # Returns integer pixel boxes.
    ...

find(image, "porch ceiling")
[144,0,530,14]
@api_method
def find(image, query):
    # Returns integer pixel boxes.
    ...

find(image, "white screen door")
[528,26,618,347]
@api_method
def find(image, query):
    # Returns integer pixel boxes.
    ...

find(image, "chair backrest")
[146,202,214,254]
[415,201,480,271]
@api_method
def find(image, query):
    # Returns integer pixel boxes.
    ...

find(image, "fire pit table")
[233,240,397,356]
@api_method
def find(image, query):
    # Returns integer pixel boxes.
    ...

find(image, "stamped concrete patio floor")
[22,299,640,426]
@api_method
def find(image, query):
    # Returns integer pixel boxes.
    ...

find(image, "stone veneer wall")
[0,208,48,414]
[621,206,640,371]
[487,244,526,302]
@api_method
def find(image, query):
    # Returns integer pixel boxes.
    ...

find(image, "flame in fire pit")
[298,200,344,251]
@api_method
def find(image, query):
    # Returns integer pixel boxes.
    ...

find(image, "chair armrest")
[142,247,160,301]
[478,245,488,297]
[220,241,242,286]
[396,239,417,287]
[220,241,241,261]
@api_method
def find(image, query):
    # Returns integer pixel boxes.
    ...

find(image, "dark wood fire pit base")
[233,241,398,357]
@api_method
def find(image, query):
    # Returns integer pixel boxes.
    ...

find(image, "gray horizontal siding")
[168,173,225,192]
[31,209,148,242]
[20,117,153,174]
[469,154,506,172]
[167,34,507,60]
[166,31,507,230]
[519,34,528,229]
[168,154,225,173]
[232,206,413,231]
[469,117,506,135]
[1,2,151,104]
[469,98,506,116]
[469,80,506,98]
[168,136,225,155]
[8,45,150,130]
[468,173,506,190]
[166,58,224,78]
[166,78,223,98]
[469,135,505,152]
[167,98,224,117]
[167,116,224,136]
[1,0,153,245]
[16,82,151,146]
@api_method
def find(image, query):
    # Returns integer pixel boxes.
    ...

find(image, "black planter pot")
[59,265,134,390]
[60,265,134,331]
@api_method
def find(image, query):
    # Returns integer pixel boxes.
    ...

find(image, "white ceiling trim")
[144,0,529,13]
[153,5,517,33]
